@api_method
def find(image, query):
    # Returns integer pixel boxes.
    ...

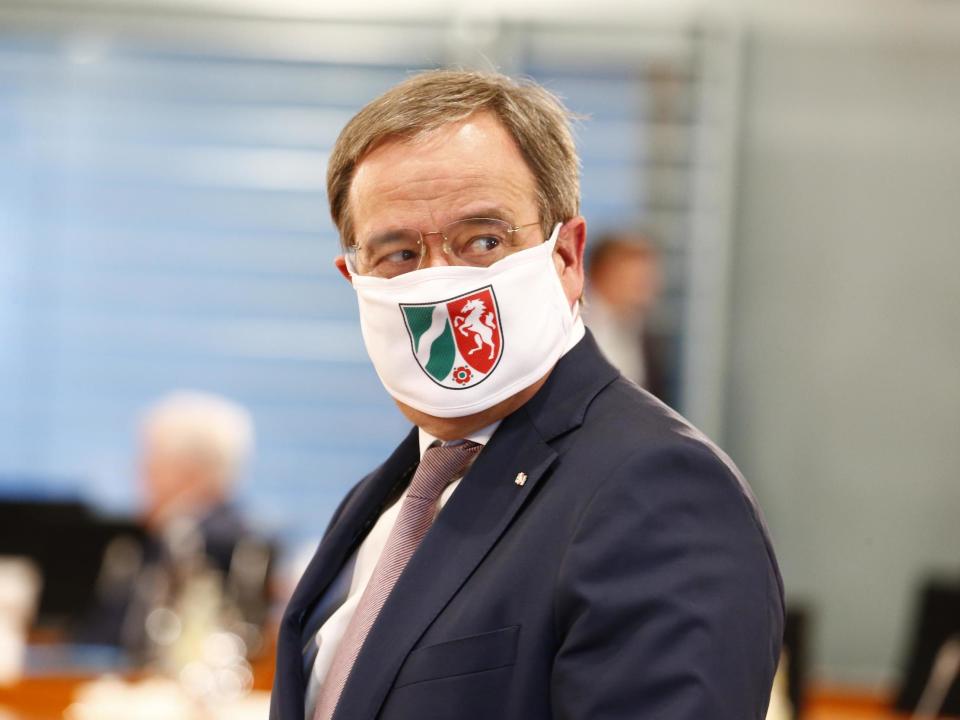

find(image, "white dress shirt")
[303,316,585,717]
[303,423,499,717]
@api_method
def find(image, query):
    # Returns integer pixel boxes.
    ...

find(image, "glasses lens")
[445,218,516,267]
[358,229,422,278]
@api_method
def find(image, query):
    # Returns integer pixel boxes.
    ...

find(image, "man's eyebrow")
[363,207,518,245]
[363,228,413,247]
[456,207,513,223]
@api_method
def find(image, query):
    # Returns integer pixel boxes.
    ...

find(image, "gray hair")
[327,69,581,249]
[142,391,254,489]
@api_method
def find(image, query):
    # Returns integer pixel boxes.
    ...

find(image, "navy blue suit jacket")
[272,332,784,719]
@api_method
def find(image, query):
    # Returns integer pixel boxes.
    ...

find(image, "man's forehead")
[347,113,538,234]
[367,109,501,153]
[354,112,519,177]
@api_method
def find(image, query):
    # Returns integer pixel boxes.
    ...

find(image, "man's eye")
[381,248,419,264]
[466,235,502,254]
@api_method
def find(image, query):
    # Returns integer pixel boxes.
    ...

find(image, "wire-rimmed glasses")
[347,217,540,279]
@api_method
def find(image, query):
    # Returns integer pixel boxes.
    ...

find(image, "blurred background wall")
[725,7,960,686]
[0,0,958,695]
[0,2,722,561]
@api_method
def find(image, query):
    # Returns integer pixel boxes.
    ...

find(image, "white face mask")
[348,223,575,418]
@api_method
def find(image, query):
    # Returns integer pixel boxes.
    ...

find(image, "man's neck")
[418,420,501,458]
[395,372,549,441]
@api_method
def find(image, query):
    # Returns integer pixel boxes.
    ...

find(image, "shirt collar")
[417,421,501,459]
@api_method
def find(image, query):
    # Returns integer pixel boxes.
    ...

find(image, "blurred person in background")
[273,69,783,720]
[140,391,254,573]
[584,231,667,399]
[77,392,271,662]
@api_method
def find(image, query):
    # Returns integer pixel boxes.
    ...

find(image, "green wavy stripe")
[425,321,455,381]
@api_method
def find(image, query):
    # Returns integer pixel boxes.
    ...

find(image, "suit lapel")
[272,428,420,720]
[332,408,557,720]
[275,332,621,720]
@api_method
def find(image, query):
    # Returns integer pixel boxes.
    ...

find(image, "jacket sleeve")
[550,442,785,720]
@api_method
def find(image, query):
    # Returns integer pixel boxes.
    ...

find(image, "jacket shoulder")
[571,376,749,495]
[550,378,786,719]
[560,375,784,599]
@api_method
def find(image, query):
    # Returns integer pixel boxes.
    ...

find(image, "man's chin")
[393,400,493,441]
[391,371,552,440]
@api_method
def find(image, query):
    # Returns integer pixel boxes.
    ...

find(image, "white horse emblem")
[453,298,498,360]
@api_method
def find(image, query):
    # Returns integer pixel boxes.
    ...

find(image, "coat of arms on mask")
[400,286,504,389]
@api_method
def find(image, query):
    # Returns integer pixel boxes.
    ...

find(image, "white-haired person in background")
[140,390,254,570]
[78,391,271,658]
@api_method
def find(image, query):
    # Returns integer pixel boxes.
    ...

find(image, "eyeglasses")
[347,217,540,279]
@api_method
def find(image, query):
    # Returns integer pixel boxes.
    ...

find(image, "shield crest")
[400,286,503,389]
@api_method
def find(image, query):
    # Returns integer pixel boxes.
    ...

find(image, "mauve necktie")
[312,440,481,720]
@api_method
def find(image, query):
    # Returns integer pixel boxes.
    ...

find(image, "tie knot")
[408,441,481,501]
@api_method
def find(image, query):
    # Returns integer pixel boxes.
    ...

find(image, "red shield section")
[446,287,502,375]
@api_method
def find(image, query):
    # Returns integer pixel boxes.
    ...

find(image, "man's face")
[335,110,586,433]
[348,112,541,267]
[339,111,583,299]
[598,252,661,317]
[140,431,221,524]
[141,441,196,521]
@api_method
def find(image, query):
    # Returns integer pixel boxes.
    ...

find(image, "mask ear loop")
[343,248,359,276]
[545,221,563,249]
[545,221,580,321]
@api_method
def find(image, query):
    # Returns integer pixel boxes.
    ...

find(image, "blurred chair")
[895,578,960,717]
[0,498,145,628]
[783,605,810,719]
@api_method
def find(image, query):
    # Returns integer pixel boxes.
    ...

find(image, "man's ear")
[554,216,587,307]
[334,255,353,281]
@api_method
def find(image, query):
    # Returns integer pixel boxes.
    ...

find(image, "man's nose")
[419,234,454,268]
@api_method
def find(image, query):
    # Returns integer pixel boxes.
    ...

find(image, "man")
[272,70,783,720]
[79,391,270,653]
[584,232,668,398]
